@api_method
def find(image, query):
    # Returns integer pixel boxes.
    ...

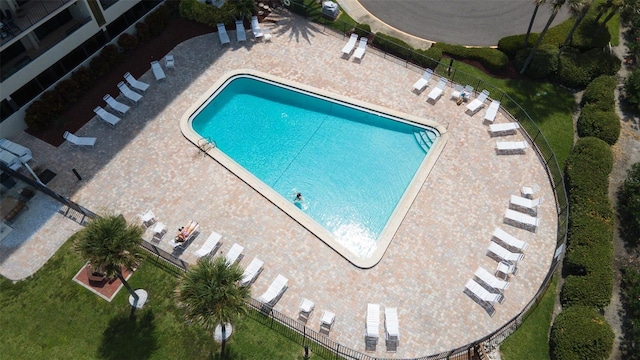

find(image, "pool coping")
[180,69,449,268]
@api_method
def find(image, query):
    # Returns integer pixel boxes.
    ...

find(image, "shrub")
[414,46,443,70]
[146,4,171,38]
[179,0,231,28]
[70,67,95,93]
[624,69,640,110]
[617,162,640,246]
[54,79,82,105]
[497,34,537,59]
[620,266,640,358]
[558,48,621,89]
[581,75,617,111]
[569,18,611,50]
[372,33,414,61]
[89,56,110,78]
[99,44,123,66]
[39,90,66,116]
[118,33,139,52]
[550,306,614,360]
[353,23,371,38]
[24,100,50,131]
[577,104,621,145]
[136,22,151,43]
[565,137,614,192]
[561,248,613,308]
[433,43,509,73]
[515,44,559,80]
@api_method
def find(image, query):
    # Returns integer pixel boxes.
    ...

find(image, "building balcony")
[1,0,75,48]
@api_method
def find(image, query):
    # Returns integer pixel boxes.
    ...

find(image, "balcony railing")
[1,0,73,48]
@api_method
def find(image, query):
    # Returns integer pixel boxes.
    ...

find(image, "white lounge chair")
[496,260,518,277]
[93,106,121,127]
[194,231,222,258]
[139,210,155,227]
[466,89,490,115]
[0,150,21,171]
[489,122,520,136]
[299,298,315,318]
[452,84,473,100]
[150,61,166,81]
[483,100,501,123]
[165,54,175,69]
[217,23,230,45]
[320,310,336,331]
[427,79,447,103]
[235,20,246,42]
[251,16,263,39]
[123,72,149,93]
[465,279,504,304]
[240,257,264,285]
[496,140,528,154]
[63,131,96,149]
[224,243,244,264]
[413,69,433,92]
[505,209,539,231]
[117,81,143,105]
[384,307,400,343]
[521,184,540,199]
[492,227,529,251]
[488,240,525,262]
[103,94,130,116]
[510,195,542,215]
[257,274,288,305]
[341,33,358,56]
[474,266,510,291]
[0,139,32,164]
[366,303,380,339]
[152,221,167,240]
[353,37,368,60]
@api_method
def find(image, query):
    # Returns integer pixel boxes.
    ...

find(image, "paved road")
[357,0,570,46]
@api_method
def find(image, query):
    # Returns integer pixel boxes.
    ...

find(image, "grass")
[500,275,558,360]
[0,238,321,360]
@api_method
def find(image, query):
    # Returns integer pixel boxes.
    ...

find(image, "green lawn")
[500,275,558,360]
[0,238,318,360]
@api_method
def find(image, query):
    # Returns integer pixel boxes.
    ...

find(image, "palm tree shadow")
[267,6,325,45]
[97,309,158,360]
[211,345,250,360]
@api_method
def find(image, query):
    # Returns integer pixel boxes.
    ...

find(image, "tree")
[625,69,640,109]
[594,0,622,36]
[562,0,593,47]
[523,0,549,48]
[176,256,250,357]
[228,0,255,21]
[74,214,144,301]
[521,0,567,74]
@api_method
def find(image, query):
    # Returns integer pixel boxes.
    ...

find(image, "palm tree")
[594,0,623,36]
[524,0,549,49]
[176,256,250,357]
[520,0,567,74]
[562,0,593,47]
[228,0,256,21]
[74,213,144,302]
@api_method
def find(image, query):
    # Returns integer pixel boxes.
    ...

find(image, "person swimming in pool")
[294,192,303,202]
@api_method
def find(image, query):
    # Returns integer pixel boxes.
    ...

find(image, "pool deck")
[3,11,558,358]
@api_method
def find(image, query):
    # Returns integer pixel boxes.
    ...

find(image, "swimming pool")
[182,70,447,267]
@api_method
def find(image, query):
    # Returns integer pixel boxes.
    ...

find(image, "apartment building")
[0,0,162,138]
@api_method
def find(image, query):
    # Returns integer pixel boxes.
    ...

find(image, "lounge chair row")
[0,138,33,170]
[365,303,400,350]
[298,298,336,334]
[341,33,368,60]
[217,17,270,46]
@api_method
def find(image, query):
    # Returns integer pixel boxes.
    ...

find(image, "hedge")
[432,43,509,73]
[624,68,640,109]
[179,0,232,27]
[576,103,621,145]
[562,244,613,308]
[558,48,621,89]
[617,162,640,247]
[550,306,614,360]
[497,33,538,59]
[581,75,617,111]
[564,137,613,197]
[514,44,559,80]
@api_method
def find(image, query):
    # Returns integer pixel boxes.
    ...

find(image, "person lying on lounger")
[176,221,198,242]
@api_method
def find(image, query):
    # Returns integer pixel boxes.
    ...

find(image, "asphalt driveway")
[357,0,570,46]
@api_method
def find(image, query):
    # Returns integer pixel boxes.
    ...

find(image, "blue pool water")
[191,76,437,257]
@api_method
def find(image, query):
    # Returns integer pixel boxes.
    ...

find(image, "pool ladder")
[414,130,435,153]
[198,137,216,156]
